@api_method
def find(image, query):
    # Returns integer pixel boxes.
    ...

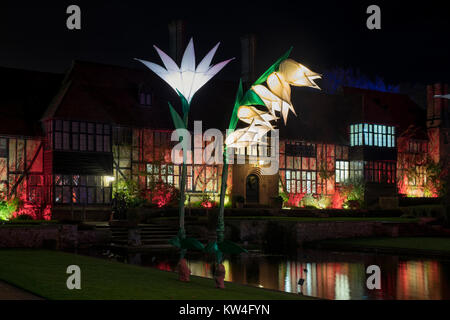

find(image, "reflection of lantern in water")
[187,260,209,278]
[396,260,442,300]
[335,273,350,300]
[283,261,291,293]
[222,260,232,282]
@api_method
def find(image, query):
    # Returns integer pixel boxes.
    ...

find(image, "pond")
[121,249,450,300]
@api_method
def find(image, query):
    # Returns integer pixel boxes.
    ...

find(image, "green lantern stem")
[215,48,293,264]
[168,93,190,259]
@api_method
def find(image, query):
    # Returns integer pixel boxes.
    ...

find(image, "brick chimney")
[240,34,257,87]
[168,20,186,64]
[427,83,449,128]
[426,83,449,164]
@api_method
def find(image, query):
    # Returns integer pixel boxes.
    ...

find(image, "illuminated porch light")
[104,176,115,184]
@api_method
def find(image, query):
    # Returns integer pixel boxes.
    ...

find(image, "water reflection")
[136,250,450,300]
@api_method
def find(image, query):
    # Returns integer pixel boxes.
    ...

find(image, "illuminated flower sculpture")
[136,38,233,103]
[434,94,450,99]
[225,50,322,149]
[136,39,233,282]
[210,48,322,287]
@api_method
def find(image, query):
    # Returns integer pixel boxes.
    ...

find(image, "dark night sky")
[0,0,449,86]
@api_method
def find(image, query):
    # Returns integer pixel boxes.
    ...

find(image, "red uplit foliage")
[156,261,172,272]
[398,175,409,195]
[426,185,439,198]
[331,189,346,209]
[151,181,179,208]
[201,201,215,208]
[286,193,304,207]
[12,202,52,220]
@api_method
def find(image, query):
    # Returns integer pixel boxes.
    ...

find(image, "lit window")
[54,174,111,204]
[285,169,316,194]
[335,160,349,183]
[0,138,7,157]
[349,123,395,148]
[349,161,364,181]
[147,163,191,190]
[350,125,354,146]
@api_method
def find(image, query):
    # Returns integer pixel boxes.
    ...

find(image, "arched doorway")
[246,174,259,203]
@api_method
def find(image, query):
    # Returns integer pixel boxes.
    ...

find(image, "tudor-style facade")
[0,61,448,220]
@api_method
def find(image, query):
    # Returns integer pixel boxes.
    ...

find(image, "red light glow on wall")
[331,190,346,209]
[12,202,51,220]
[286,193,304,207]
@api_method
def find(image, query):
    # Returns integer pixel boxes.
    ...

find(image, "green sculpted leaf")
[228,79,244,131]
[253,47,293,86]
[176,89,190,124]
[218,240,248,254]
[168,102,186,130]
[240,89,265,107]
[204,241,219,254]
[180,237,205,251]
[168,235,181,248]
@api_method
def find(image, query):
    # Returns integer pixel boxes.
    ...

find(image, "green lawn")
[153,216,419,223]
[224,216,419,223]
[0,250,309,300]
[318,237,450,252]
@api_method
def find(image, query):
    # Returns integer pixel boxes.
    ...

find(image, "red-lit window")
[27,175,44,203]
[408,140,427,154]
[364,161,396,184]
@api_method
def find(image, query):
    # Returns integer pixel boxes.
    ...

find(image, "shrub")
[0,198,20,221]
[316,194,331,209]
[12,213,34,221]
[113,179,145,209]
[301,194,317,208]
[232,195,244,204]
[341,179,365,208]
[285,193,304,208]
[271,195,284,208]
[151,181,179,208]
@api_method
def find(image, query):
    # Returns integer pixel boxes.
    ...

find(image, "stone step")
[110,228,196,233]
[111,230,176,235]
[141,230,178,234]
[112,238,208,245]
[139,244,174,250]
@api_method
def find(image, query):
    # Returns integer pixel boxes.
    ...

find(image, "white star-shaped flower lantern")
[136,38,234,103]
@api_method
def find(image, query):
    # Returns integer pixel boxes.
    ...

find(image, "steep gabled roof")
[277,88,363,144]
[0,66,63,137]
[342,86,427,139]
[39,60,429,144]
[43,60,237,131]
